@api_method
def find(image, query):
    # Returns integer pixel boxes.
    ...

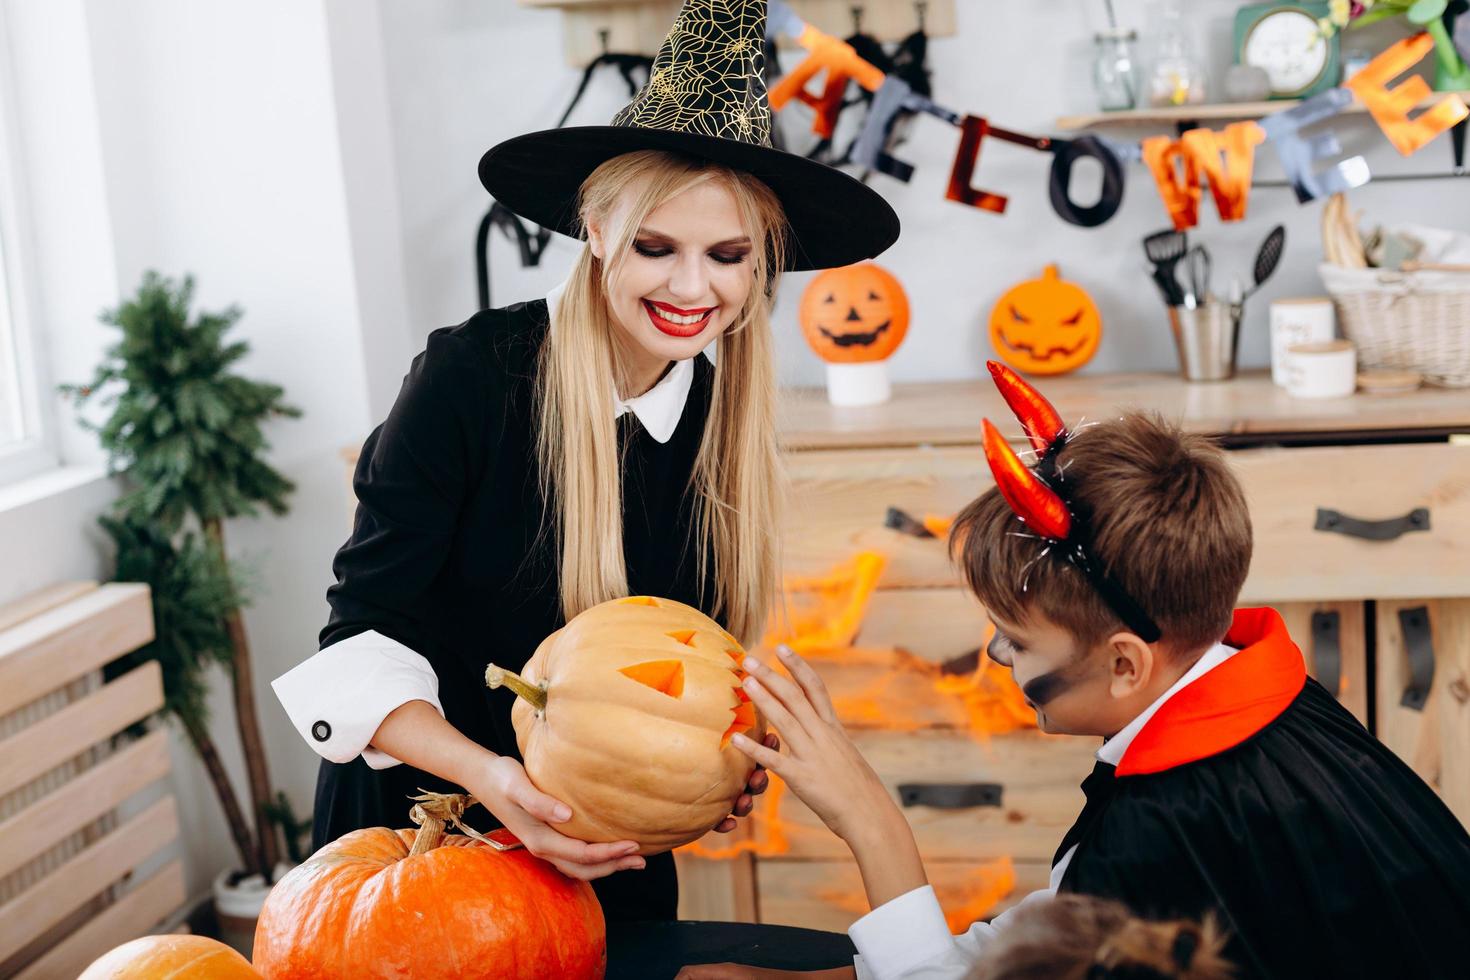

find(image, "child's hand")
[731,646,896,845]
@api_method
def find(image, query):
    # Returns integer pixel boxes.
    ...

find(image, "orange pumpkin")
[988,264,1101,375]
[487,596,764,855]
[79,935,260,979]
[800,262,910,363]
[253,794,605,979]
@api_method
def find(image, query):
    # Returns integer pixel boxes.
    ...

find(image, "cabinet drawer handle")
[884,506,936,539]
[1314,507,1430,541]
[1398,606,1436,712]
[1311,611,1341,698]
[898,783,1004,809]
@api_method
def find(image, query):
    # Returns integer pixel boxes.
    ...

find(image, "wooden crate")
[0,582,183,980]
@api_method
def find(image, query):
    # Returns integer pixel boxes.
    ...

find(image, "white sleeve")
[849,858,1070,980]
[271,630,443,770]
[849,885,985,980]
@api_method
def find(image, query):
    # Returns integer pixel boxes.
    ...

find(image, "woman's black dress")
[312,297,720,921]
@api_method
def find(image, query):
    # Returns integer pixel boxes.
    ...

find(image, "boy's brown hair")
[969,894,1234,980]
[951,411,1252,655]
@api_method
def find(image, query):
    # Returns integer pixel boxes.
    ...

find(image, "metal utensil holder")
[1167,301,1244,382]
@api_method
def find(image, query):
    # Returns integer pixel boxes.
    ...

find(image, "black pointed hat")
[478,0,899,271]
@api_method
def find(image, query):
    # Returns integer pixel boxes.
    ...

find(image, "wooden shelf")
[1055,91,1470,131]
[777,370,1470,451]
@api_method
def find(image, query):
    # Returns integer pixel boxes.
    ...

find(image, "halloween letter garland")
[764,1,1468,230]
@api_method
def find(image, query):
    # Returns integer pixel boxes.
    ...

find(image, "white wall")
[376,0,1470,384]
[78,0,421,896]
[3,0,416,900]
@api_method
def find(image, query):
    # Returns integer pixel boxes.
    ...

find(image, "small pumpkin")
[800,262,911,363]
[487,596,764,855]
[988,264,1101,376]
[78,935,260,979]
[253,793,605,979]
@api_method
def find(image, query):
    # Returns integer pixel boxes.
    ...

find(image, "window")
[0,12,56,487]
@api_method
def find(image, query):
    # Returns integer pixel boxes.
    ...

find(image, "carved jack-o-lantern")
[486,596,764,855]
[800,262,911,364]
[988,264,1101,376]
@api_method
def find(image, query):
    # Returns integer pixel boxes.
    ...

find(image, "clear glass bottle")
[1093,29,1139,111]
[1146,1,1207,107]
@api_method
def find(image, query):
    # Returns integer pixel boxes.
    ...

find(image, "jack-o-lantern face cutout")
[988,264,1101,376]
[800,262,911,364]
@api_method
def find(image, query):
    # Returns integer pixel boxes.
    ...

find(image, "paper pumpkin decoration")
[79,936,261,979]
[988,265,1101,376]
[799,261,911,364]
[253,793,606,979]
[487,596,765,855]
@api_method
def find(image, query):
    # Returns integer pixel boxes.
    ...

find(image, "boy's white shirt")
[848,640,1239,980]
[271,276,700,768]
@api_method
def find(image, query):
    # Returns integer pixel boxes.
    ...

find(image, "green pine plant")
[65,271,301,880]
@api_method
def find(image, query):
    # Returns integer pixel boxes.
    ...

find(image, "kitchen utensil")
[1243,224,1286,301]
[1186,244,1212,308]
[1144,228,1188,305]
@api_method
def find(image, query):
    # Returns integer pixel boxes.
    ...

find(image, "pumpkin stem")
[408,790,493,855]
[485,663,547,713]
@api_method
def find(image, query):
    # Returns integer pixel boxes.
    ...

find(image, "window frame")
[0,1,60,488]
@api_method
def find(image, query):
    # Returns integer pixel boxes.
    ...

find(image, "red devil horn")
[983,419,1072,541]
[987,361,1066,455]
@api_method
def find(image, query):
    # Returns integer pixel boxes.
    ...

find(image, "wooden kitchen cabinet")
[675,371,1470,931]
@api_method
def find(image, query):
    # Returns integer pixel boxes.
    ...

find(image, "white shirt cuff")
[849,885,960,980]
[271,630,443,770]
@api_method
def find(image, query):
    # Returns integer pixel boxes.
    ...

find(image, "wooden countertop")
[779,371,1470,450]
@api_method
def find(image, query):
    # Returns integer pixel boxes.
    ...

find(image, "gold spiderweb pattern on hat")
[610,0,774,146]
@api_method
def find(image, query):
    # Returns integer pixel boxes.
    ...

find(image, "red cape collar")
[1115,607,1307,777]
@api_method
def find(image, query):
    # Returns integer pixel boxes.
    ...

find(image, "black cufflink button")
[311,720,332,742]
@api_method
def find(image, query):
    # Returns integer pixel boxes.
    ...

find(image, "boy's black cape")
[1058,608,1470,979]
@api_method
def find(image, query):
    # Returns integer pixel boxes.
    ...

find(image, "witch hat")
[478,0,899,271]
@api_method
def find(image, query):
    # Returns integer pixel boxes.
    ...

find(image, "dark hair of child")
[969,894,1234,980]
[952,411,1253,657]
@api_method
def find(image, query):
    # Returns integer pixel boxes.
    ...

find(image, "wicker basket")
[1318,263,1470,387]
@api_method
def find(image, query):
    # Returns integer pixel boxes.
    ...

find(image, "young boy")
[692,365,1470,979]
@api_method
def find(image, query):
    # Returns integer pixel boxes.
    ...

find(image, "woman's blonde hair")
[970,894,1234,980]
[535,149,787,643]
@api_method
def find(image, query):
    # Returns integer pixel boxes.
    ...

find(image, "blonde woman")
[272,0,898,921]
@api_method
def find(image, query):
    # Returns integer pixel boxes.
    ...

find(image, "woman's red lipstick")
[643,299,715,338]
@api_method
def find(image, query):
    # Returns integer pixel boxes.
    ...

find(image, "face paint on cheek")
[1022,670,1073,706]
[1021,656,1090,706]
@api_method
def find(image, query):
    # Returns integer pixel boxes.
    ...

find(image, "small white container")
[824,361,891,407]
[1285,340,1357,399]
[1270,297,1336,386]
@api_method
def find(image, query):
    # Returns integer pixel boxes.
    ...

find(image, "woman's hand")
[728,646,894,844]
[461,754,646,881]
[712,732,781,834]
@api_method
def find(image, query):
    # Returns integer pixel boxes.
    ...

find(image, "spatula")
[1241,224,1285,302]
[1143,229,1188,306]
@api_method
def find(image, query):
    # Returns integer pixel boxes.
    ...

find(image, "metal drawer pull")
[1314,507,1430,541]
[1312,610,1342,698]
[1399,606,1436,712]
[898,783,1004,809]
[884,506,936,538]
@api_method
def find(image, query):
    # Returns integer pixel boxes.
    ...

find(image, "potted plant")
[64,271,301,952]
[1319,0,1470,91]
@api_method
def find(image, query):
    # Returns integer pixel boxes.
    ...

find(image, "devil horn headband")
[981,361,1162,643]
